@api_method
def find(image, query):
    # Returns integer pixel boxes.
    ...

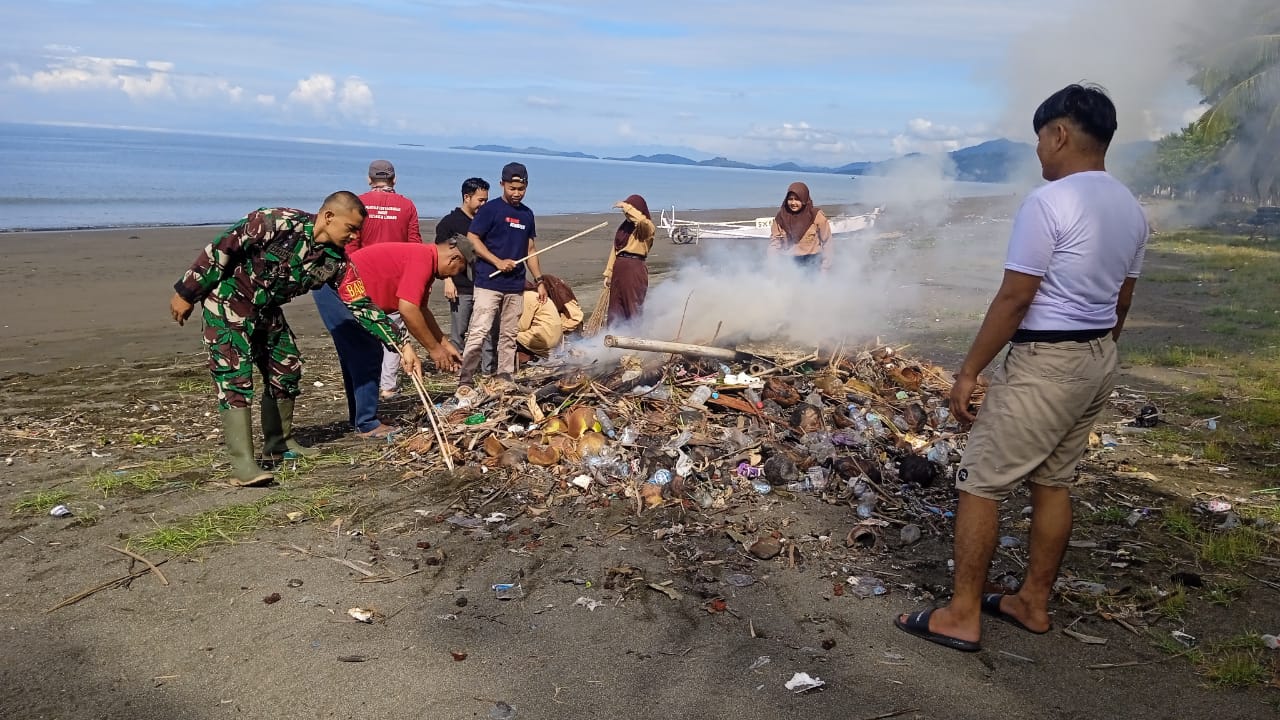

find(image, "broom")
[583,283,610,338]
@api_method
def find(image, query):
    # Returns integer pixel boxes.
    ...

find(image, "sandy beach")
[2,198,1277,719]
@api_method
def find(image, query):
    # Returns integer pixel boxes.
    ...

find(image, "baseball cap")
[501,162,528,183]
[368,159,395,179]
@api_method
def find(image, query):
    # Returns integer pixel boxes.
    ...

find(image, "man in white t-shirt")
[895,84,1148,652]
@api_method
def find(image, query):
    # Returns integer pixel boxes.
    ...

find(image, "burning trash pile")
[395,337,977,545]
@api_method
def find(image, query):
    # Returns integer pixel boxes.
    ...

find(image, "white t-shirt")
[1005,170,1148,331]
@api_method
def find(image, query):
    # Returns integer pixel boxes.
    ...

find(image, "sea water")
[0,122,1007,231]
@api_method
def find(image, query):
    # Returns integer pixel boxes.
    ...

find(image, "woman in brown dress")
[603,194,655,325]
[768,182,832,271]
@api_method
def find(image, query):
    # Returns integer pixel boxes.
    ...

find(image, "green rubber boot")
[261,396,319,459]
[219,407,274,487]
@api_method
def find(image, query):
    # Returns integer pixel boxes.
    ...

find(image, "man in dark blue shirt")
[458,162,548,386]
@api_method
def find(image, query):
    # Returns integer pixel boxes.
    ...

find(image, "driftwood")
[603,335,741,361]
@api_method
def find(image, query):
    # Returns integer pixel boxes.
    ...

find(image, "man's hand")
[496,258,518,273]
[536,283,548,303]
[949,372,980,424]
[429,340,462,372]
[443,278,458,301]
[170,293,194,326]
[398,343,422,378]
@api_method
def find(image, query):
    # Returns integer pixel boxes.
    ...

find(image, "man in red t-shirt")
[345,159,424,400]
[314,242,465,437]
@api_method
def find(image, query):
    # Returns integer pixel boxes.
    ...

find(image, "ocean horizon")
[0,122,1012,232]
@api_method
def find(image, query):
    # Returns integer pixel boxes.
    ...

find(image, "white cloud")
[524,95,561,109]
[7,54,252,104]
[287,73,377,124]
[890,118,990,155]
[256,93,276,106]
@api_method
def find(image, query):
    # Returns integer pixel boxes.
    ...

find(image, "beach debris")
[1170,630,1198,647]
[784,672,826,693]
[492,583,524,600]
[337,655,371,663]
[347,607,376,623]
[488,701,518,720]
[262,593,281,605]
[748,656,771,670]
[1262,634,1279,651]
[1062,626,1108,645]
[573,596,604,611]
[49,505,72,518]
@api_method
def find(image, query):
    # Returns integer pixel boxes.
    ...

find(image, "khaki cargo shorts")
[955,336,1117,501]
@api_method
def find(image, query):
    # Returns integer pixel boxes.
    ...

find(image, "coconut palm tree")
[1189,2,1280,202]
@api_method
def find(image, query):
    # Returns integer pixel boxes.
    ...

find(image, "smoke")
[998,0,1209,144]
[999,0,1278,206]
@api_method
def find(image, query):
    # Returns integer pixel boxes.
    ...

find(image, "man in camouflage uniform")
[169,191,421,486]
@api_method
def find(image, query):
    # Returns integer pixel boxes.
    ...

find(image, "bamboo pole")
[603,334,741,361]
[488,222,608,277]
[408,371,453,471]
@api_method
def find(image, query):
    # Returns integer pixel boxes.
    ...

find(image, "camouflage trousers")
[202,300,303,410]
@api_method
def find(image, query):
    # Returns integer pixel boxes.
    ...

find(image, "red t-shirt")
[338,243,438,311]
[348,188,423,252]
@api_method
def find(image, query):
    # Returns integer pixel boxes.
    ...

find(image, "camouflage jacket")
[173,208,406,349]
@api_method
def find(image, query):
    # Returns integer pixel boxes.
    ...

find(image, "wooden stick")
[409,371,453,471]
[47,560,170,613]
[487,222,608,277]
[603,334,741,361]
[106,545,169,585]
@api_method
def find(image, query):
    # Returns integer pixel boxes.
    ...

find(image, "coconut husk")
[763,378,801,407]
[403,433,434,454]
[483,435,507,458]
[564,406,597,438]
[527,445,561,466]
[578,431,607,457]
[887,365,924,392]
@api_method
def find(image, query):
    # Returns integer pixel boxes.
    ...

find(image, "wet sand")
[0,208,773,376]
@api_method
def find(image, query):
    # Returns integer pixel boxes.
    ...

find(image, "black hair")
[461,177,490,197]
[323,190,367,217]
[1033,83,1118,147]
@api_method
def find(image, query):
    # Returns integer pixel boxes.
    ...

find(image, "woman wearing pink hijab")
[768,182,832,271]
[603,194,655,325]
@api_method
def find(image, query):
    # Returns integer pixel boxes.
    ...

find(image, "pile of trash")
[395,338,974,544]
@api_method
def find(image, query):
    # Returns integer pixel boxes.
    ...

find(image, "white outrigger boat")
[659,206,881,244]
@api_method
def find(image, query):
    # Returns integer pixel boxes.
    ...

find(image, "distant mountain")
[604,153,698,165]
[451,138,1144,183]
[451,144,598,160]
[947,138,1036,182]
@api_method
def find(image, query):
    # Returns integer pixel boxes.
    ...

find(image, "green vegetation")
[1089,506,1131,525]
[1201,635,1273,688]
[12,490,72,515]
[127,432,163,447]
[1205,578,1247,606]
[1138,4,1280,201]
[1199,527,1266,568]
[175,377,211,394]
[90,454,217,495]
[131,486,345,555]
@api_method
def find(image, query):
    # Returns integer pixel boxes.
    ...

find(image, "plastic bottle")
[856,491,878,519]
[865,413,887,437]
[743,388,763,409]
[648,469,672,486]
[594,408,616,439]
[686,385,713,408]
[786,467,829,492]
[848,409,870,432]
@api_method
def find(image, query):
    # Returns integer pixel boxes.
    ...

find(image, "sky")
[1,0,1217,165]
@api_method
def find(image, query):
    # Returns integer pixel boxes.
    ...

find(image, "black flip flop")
[894,609,982,652]
[981,593,1051,634]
